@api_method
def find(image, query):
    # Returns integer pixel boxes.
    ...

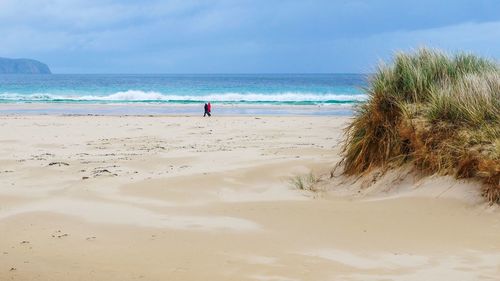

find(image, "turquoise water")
[0,74,367,105]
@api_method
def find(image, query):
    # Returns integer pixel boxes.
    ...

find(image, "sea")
[0,74,368,115]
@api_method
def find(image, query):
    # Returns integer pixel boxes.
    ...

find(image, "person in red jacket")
[207,102,211,115]
[203,102,211,117]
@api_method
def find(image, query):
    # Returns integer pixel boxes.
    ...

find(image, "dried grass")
[341,48,500,203]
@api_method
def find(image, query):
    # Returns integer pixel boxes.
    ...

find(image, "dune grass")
[290,172,321,192]
[341,48,500,203]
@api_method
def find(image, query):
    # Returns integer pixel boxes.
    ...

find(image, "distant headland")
[0,57,51,74]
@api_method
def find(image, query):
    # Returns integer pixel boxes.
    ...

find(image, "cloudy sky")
[0,0,499,73]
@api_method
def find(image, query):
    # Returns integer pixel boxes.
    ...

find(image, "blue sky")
[0,0,499,73]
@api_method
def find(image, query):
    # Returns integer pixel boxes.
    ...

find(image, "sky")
[0,0,499,73]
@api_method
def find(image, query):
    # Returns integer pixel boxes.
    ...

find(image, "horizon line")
[22,72,373,75]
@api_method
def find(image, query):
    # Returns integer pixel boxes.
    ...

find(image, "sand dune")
[0,115,498,280]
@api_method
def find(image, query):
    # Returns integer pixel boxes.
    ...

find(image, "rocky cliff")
[0,57,51,74]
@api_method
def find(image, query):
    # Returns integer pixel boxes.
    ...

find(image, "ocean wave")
[0,90,367,104]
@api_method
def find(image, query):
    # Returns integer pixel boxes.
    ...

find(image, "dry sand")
[0,115,498,281]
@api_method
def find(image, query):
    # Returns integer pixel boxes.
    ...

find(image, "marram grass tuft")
[341,48,500,203]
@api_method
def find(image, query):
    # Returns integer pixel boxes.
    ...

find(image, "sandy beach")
[0,115,499,281]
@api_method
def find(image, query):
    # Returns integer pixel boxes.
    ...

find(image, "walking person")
[203,102,211,117]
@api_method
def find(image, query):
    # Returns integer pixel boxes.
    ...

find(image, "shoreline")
[0,102,354,116]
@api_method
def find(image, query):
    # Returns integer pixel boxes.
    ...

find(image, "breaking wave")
[0,90,367,104]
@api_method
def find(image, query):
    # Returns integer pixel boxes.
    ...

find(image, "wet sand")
[0,115,499,281]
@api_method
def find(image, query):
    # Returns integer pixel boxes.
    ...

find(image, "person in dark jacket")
[203,103,211,117]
